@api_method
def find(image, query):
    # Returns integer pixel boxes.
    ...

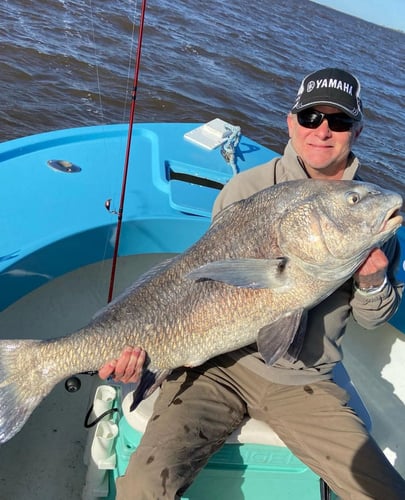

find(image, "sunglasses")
[296,109,355,132]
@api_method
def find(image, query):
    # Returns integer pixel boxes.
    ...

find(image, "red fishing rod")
[107,0,148,303]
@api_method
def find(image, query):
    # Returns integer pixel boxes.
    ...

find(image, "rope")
[221,124,241,175]
[107,0,148,303]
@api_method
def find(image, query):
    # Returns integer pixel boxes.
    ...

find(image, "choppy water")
[0,0,404,193]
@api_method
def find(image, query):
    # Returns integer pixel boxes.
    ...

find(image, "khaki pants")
[116,357,405,500]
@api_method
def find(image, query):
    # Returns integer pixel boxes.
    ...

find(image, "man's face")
[287,105,363,179]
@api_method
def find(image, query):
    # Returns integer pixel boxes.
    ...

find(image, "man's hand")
[354,248,388,290]
[99,346,146,384]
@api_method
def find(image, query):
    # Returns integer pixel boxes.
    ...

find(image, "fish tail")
[0,339,57,443]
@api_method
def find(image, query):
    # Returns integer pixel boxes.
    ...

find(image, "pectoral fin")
[257,309,306,365]
[187,257,289,289]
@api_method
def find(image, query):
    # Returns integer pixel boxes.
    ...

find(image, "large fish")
[0,179,402,443]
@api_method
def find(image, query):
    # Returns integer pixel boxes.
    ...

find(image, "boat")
[0,118,404,500]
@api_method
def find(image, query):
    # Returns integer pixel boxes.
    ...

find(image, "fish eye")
[346,191,361,205]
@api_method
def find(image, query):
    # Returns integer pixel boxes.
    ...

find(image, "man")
[100,68,405,499]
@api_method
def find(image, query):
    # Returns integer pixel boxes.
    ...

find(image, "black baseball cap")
[291,68,363,121]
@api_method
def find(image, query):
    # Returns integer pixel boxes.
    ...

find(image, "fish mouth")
[379,206,403,236]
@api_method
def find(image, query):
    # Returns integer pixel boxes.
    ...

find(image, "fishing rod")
[64,0,148,392]
[107,0,148,303]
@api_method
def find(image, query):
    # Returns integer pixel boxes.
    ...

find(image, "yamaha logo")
[306,80,316,93]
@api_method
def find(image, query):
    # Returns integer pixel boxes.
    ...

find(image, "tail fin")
[0,339,56,443]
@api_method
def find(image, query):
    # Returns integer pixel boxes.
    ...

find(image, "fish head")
[277,180,403,280]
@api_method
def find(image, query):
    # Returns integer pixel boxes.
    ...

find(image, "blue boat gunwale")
[0,122,276,310]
